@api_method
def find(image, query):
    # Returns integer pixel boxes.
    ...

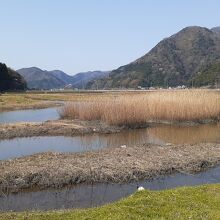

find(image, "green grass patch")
[1,184,220,220]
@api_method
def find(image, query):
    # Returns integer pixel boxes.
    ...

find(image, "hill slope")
[211,26,220,36]
[17,67,67,90]
[71,71,110,89]
[50,70,74,85]
[18,67,109,90]
[0,63,27,91]
[192,62,220,87]
[88,26,220,89]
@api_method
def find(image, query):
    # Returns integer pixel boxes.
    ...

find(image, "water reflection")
[148,123,220,144]
[0,123,219,160]
[1,166,220,212]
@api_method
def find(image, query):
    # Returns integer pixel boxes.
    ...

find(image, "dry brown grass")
[1,143,220,192]
[0,90,145,111]
[60,90,220,126]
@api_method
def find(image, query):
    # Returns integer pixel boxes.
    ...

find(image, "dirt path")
[0,143,220,193]
[0,120,122,140]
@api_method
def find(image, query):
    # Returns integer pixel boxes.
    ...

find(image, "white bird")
[120,145,126,148]
[137,186,145,191]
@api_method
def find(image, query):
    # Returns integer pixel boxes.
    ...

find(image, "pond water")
[0,123,219,160]
[0,107,60,124]
[1,165,220,212]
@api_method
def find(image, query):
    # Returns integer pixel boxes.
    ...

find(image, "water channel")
[0,107,59,124]
[0,107,220,212]
[0,123,219,160]
[1,166,220,211]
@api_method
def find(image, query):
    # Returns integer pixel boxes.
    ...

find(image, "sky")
[0,0,220,75]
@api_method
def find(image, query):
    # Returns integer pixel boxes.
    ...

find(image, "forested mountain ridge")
[0,63,27,91]
[87,26,220,89]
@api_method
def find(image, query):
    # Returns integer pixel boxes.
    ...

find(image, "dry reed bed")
[60,90,220,126]
[0,143,220,193]
[0,91,146,112]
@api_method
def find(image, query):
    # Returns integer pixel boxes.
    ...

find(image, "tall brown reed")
[60,90,220,126]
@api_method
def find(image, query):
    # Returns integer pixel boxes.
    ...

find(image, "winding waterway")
[0,123,219,160]
[0,107,220,212]
[1,166,220,211]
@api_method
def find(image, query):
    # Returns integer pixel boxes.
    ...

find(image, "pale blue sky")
[0,0,220,74]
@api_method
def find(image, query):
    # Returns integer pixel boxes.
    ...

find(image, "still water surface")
[0,123,219,160]
[1,166,220,211]
[0,107,60,124]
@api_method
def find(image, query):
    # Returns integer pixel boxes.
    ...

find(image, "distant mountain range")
[70,71,110,88]
[3,25,220,91]
[0,63,27,91]
[17,67,110,90]
[87,26,220,89]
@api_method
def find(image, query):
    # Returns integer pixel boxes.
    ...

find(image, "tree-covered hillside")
[87,26,220,89]
[0,63,27,91]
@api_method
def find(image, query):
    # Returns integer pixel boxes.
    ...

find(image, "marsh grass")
[60,90,220,126]
[0,91,143,111]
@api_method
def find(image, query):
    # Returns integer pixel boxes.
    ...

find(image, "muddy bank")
[0,120,122,140]
[0,143,220,193]
[0,101,63,112]
[1,118,219,140]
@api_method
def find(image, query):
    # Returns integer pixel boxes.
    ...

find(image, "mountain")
[71,71,110,89]
[17,67,109,90]
[50,70,74,84]
[51,70,109,88]
[0,63,27,91]
[191,62,220,87]
[17,67,66,90]
[211,26,220,35]
[87,26,220,89]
